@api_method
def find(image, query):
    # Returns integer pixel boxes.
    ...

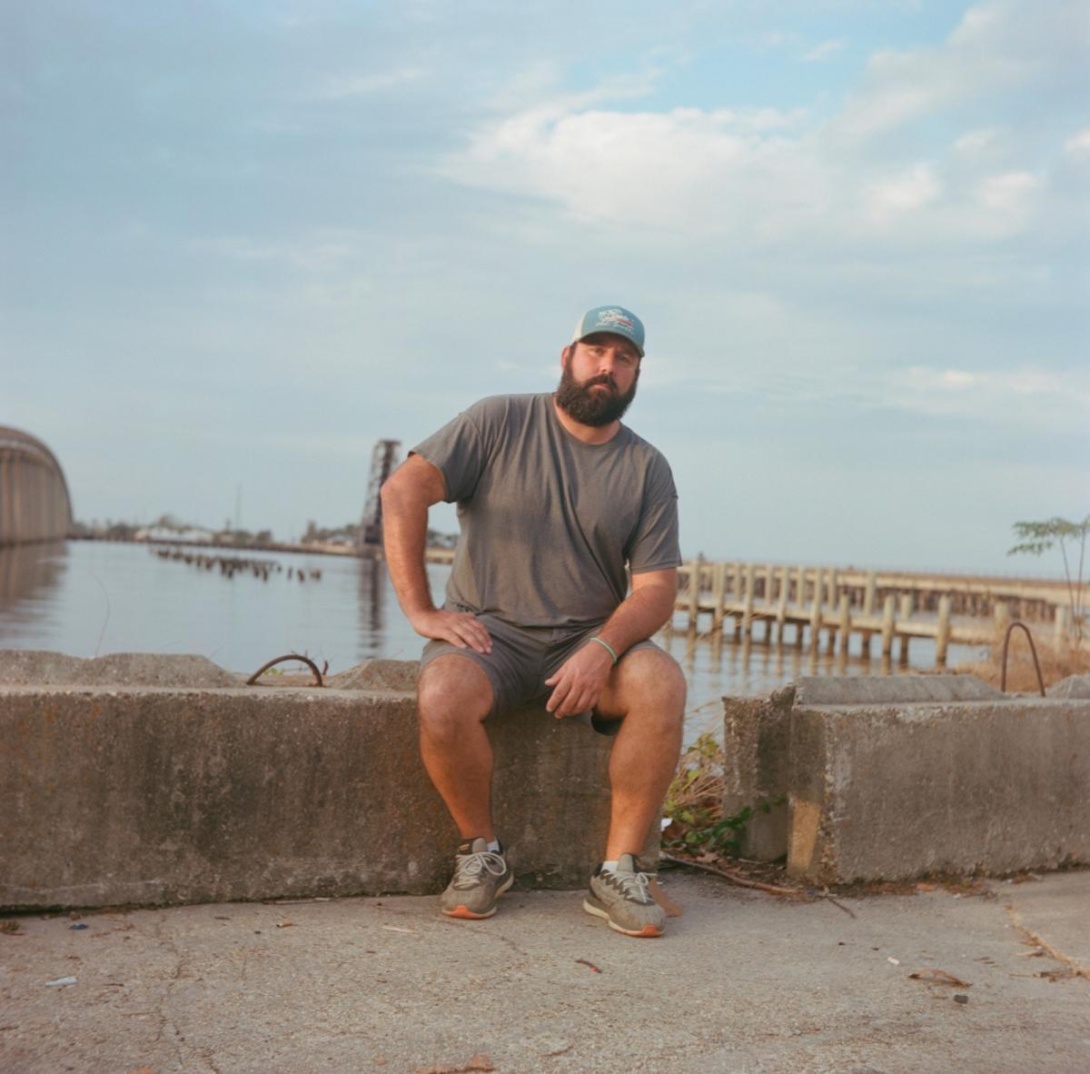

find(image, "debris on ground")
[416,1055,496,1074]
[909,968,973,988]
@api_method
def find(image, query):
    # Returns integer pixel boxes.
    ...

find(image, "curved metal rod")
[246,653,324,688]
[999,621,1046,697]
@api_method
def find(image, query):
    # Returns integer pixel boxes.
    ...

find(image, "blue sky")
[4,0,1087,574]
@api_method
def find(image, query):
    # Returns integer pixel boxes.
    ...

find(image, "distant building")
[134,526,217,545]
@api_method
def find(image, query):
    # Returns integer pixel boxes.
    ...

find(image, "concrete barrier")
[724,675,1090,885]
[0,652,618,911]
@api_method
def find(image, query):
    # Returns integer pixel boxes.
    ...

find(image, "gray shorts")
[420,611,661,733]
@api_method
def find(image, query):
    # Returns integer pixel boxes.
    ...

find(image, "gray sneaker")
[583,854,666,938]
[440,838,513,920]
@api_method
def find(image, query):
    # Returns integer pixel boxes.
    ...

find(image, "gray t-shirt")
[412,393,680,628]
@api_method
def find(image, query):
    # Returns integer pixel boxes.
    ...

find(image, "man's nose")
[597,349,622,374]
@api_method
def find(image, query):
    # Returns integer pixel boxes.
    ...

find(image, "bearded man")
[381,305,686,938]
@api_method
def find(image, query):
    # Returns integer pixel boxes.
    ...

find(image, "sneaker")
[583,854,666,938]
[440,838,513,920]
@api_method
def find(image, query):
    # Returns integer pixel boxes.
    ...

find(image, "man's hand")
[409,608,492,654]
[544,640,615,718]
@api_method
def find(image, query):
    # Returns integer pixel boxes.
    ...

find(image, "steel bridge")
[359,439,401,549]
[0,426,74,545]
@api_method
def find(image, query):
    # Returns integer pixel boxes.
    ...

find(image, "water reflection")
[0,540,67,631]
[357,555,386,638]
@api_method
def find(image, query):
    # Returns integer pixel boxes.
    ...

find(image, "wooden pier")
[673,560,1079,666]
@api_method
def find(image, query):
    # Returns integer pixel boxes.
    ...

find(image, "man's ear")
[560,344,574,366]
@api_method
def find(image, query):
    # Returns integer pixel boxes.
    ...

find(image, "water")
[0,540,986,738]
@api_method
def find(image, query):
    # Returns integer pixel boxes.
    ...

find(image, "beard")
[554,363,639,427]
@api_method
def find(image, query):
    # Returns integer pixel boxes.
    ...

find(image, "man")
[381,305,686,938]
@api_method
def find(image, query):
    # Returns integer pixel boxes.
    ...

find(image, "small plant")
[1008,515,1089,644]
[663,733,762,859]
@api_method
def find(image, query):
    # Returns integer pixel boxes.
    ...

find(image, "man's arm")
[543,566,678,717]
[380,454,491,653]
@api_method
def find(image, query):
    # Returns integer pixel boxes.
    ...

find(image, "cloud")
[1065,128,1090,158]
[803,39,848,63]
[441,105,818,235]
[439,0,1083,255]
[881,364,1090,425]
[310,67,428,100]
[953,127,1002,155]
[864,163,941,222]
[835,0,1086,141]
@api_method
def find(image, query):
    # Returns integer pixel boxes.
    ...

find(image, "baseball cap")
[571,305,645,357]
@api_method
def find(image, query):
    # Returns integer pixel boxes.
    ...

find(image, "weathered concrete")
[2,870,1088,1074]
[725,675,1090,885]
[0,650,240,689]
[1050,673,1090,699]
[0,653,618,911]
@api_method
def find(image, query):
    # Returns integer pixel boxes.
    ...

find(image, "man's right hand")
[409,608,492,654]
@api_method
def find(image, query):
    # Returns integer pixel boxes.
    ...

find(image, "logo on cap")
[596,309,635,331]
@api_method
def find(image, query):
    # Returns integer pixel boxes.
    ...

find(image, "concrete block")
[723,687,794,860]
[792,673,1004,706]
[0,655,617,911]
[1049,674,1090,699]
[0,650,239,688]
[723,675,1090,885]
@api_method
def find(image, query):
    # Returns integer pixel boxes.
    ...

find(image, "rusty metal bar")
[246,653,325,688]
[999,620,1046,697]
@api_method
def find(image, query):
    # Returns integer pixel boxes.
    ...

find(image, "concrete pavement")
[2,868,1088,1074]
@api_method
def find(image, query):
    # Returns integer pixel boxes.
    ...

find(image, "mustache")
[582,373,618,391]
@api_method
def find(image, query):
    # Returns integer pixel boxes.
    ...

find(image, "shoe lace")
[452,850,506,889]
[608,867,654,905]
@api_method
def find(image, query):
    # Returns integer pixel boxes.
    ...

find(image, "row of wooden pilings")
[672,560,1076,666]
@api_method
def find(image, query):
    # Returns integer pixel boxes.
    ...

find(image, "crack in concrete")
[152,912,222,1074]
[1005,902,1090,982]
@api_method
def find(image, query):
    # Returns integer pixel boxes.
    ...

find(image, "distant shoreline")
[69,533,457,564]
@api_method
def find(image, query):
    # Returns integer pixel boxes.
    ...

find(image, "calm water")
[0,540,985,737]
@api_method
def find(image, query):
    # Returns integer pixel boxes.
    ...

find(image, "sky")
[3,0,1087,575]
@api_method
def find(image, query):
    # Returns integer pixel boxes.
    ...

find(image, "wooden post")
[775,566,789,644]
[687,557,702,629]
[863,572,877,617]
[711,561,727,634]
[838,593,851,655]
[898,592,914,620]
[742,563,755,639]
[825,572,837,654]
[794,566,807,647]
[881,595,895,659]
[936,596,951,666]
[1053,604,1071,645]
[809,572,822,653]
[994,601,1011,638]
[732,563,744,640]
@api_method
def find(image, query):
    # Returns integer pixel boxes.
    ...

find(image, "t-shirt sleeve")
[627,455,682,574]
[410,401,491,503]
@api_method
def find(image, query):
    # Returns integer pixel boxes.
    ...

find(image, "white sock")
[487,839,502,854]
[601,860,619,872]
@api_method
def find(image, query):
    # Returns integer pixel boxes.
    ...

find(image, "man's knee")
[598,647,686,722]
[626,648,685,705]
[417,653,494,729]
